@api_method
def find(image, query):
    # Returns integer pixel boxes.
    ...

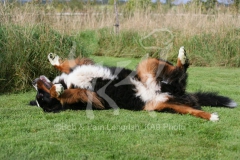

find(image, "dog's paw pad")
[178,46,187,65]
[48,53,60,66]
[210,112,219,122]
[54,84,64,97]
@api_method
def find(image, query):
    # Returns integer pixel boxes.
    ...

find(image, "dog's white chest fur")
[64,65,117,89]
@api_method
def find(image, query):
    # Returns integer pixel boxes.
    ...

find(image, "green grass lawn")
[0,56,240,159]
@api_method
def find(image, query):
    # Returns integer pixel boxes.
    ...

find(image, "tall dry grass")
[0,3,239,35]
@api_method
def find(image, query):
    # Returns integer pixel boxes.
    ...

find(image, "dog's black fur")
[30,62,236,114]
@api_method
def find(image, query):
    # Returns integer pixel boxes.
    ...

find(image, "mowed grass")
[0,56,240,159]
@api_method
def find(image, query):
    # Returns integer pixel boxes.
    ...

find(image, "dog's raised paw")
[178,46,187,65]
[50,84,64,98]
[48,53,60,66]
[55,84,64,96]
[210,112,219,122]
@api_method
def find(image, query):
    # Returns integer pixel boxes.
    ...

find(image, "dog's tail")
[192,92,237,108]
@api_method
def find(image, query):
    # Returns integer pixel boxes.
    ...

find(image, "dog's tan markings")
[49,85,59,99]
[61,89,104,109]
[144,101,215,121]
[50,85,104,109]
[137,47,189,86]
[177,59,183,68]
[137,58,175,85]
[37,80,50,93]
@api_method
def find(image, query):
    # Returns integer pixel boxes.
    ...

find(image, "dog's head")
[31,75,63,112]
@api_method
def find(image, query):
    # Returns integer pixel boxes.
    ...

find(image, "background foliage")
[0,24,88,93]
[0,2,239,93]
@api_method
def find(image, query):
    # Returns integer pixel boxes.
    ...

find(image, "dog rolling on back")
[30,47,237,121]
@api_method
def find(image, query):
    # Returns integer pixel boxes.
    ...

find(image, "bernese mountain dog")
[30,47,237,121]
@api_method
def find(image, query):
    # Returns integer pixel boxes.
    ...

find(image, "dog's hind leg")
[136,47,189,87]
[143,101,219,121]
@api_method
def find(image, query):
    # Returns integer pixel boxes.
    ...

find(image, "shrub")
[0,24,88,93]
[170,29,240,67]
[1,25,239,93]
[96,28,145,57]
